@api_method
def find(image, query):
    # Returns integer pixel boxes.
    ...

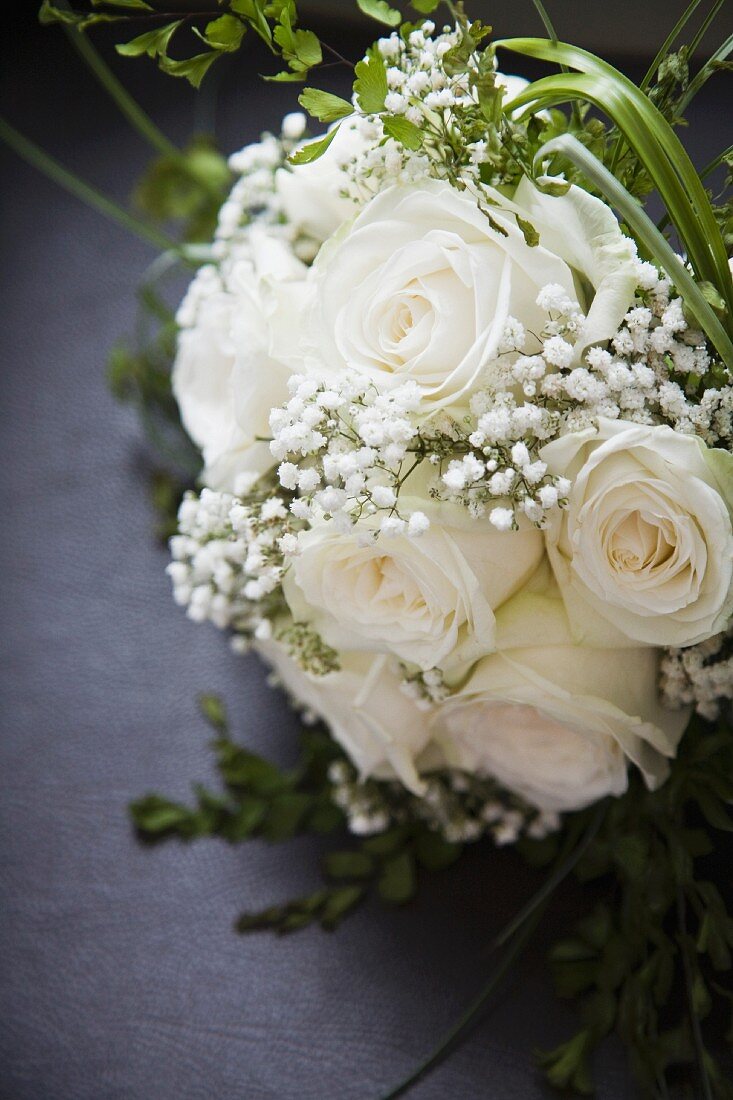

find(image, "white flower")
[278,176,637,411]
[274,118,366,242]
[541,418,733,647]
[173,230,306,493]
[283,179,580,409]
[430,566,689,812]
[281,510,543,671]
[256,640,433,793]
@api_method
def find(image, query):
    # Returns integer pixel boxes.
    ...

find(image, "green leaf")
[354,45,388,113]
[378,850,416,904]
[198,14,246,52]
[159,51,221,88]
[92,0,152,8]
[215,741,287,794]
[261,791,313,840]
[411,0,440,11]
[323,850,375,879]
[130,794,197,836]
[530,133,733,369]
[298,88,353,123]
[499,38,733,337]
[198,693,228,733]
[382,114,424,150]
[116,21,182,59]
[357,0,401,26]
[38,0,124,28]
[224,798,268,840]
[288,125,340,165]
[515,214,539,247]
[360,825,410,856]
[414,830,462,871]
[320,885,367,929]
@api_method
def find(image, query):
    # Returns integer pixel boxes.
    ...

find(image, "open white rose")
[430,565,688,812]
[173,229,306,492]
[274,176,636,410]
[275,118,365,242]
[255,639,432,793]
[541,418,733,647]
[282,511,543,671]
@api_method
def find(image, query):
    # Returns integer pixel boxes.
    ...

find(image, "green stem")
[493,801,607,951]
[677,886,714,1100]
[687,0,725,57]
[676,31,733,116]
[0,116,177,253]
[379,803,607,1100]
[640,0,704,90]
[380,905,545,1100]
[64,26,179,158]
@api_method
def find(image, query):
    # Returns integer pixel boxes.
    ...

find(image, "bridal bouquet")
[27,0,733,1094]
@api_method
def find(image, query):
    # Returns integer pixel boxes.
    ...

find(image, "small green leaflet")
[159,50,221,88]
[354,46,388,113]
[516,214,540,247]
[298,88,353,123]
[288,125,340,165]
[382,115,423,150]
[410,0,440,11]
[116,21,182,59]
[357,0,401,27]
[196,14,246,52]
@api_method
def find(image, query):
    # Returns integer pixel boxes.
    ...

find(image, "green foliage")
[130,697,466,933]
[353,45,388,113]
[116,21,181,59]
[382,115,423,150]
[297,88,353,123]
[133,136,232,243]
[532,716,733,1098]
[356,0,401,27]
[288,126,340,164]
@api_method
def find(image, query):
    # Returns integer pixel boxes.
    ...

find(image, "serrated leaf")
[378,850,416,904]
[382,115,423,150]
[116,21,182,59]
[357,0,401,26]
[298,88,353,123]
[289,125,340,165]
[354,45,388,114]
[159,50,221,88]
[323,850,375,880]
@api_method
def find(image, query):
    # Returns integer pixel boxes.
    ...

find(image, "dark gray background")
[1,5,730,1098]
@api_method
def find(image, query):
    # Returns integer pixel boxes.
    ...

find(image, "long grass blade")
[677,32,733,114]
[498,38,733,323]
[534,133,733,368]
[640,0,704,90]
[0,116,177,253]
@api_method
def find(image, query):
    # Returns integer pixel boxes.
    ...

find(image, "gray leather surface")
[0,17,727,1100]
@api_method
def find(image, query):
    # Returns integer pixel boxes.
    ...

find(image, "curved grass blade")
[498,38,733,323]
[533,133,733,369]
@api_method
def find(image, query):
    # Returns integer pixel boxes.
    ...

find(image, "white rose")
[173,228,306,492]
[255,639,432,793]
[275,176,636,409]
[282,510,543,671]
[541,418,733,647]
[430,565,689,812]
[275,118,365,242]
